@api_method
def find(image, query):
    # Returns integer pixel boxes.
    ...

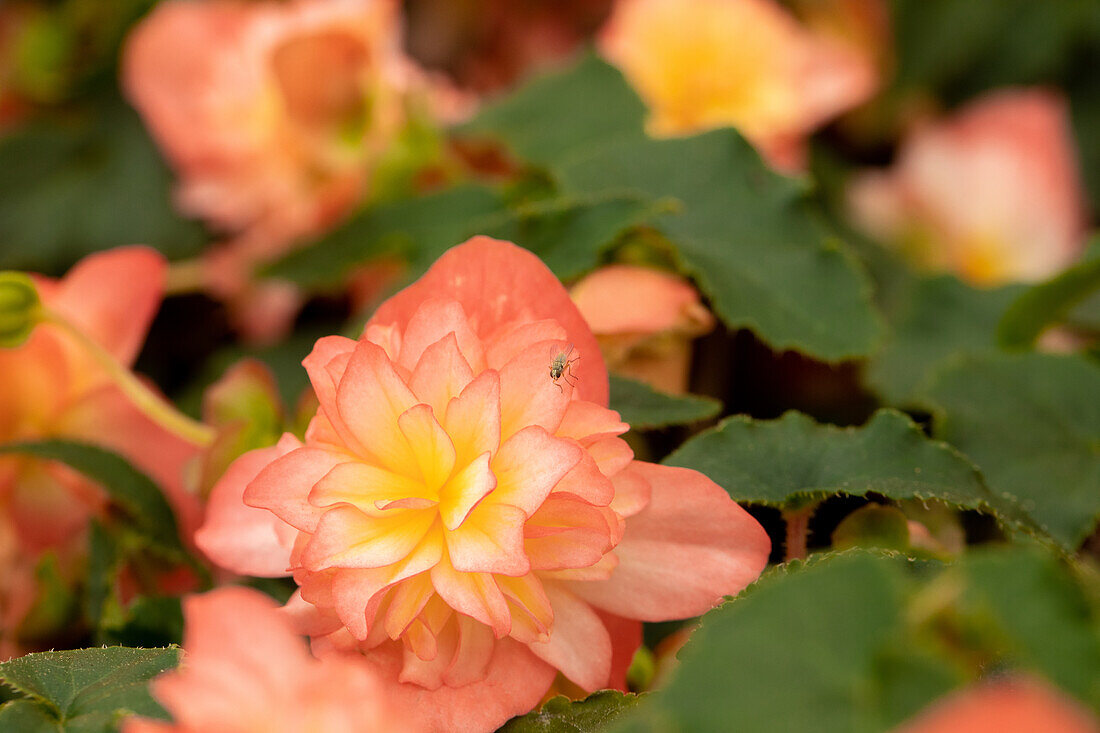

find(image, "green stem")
[42,308,215,447]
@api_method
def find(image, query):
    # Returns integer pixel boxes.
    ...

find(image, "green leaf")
[608,375,721,430]
[482,193,659,281]
[923,352,1100,551]
[0,100,205,274]
[458,53,647,166]
[0,647,179,732]
[0,441,184,553]
[889,0,1090,102]
[953,546,1100,707]
[266,184,655,291]
[97,597,183,649]
[866,275,1024,406]
[264,185,505,290]
[0,699,59,733]
[559,130,883,361]
[614,546,1100,732]
[612,552,922,733]
[664,409,1015,518]
[997,237,1100,349]
[500,691,644,733]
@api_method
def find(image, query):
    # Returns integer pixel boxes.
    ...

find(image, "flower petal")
[490,426,582,516]
[335,339,420,475]
[408,332,475,418]
[430,562,511,637]
[355,638,556,733]
[498,339,577,440]
[308,460,429,514]
[443,370,501,469]
[368,236,608,405]
[195,443,295,577]
[51,246,167,366]
[439,451,495,531]
[568,461,770,620]
[398,403,457,492]
[244,438,348,532]
[445,502,529,576]
[397,298,486,374]
[303,506,437,571]
[555,400,629,443]
[526,583,612,692]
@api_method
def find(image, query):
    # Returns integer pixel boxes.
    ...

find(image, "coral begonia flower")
[571,265,714,394]
[123,586,417,733]
[0,247,201,551]
[599,0,877,171]
[891,676,1100,733]
[848,88,1086,285]
[123,0,409,250]
[199,236,770,732]
[123,0,446,342]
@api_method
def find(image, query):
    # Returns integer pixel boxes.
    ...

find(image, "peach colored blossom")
[849,88,1087,285]
[123,0,409,249]
[571,265,714,394]
[198,236,770,732]
[123,0,444,342]
[123,586,417,733]
[0,247,201,550]
[599,0,878,171]
[892,676,1099,733]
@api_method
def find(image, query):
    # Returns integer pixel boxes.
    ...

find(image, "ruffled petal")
[490,426,581,516]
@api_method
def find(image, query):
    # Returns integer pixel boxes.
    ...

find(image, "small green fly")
[549,343,579,392]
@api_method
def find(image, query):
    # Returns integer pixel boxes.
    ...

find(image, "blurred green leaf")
[609,375,721,430]
[266,184,656,291]
[458,53,647,166]
[953,548,1100,707]
[484,193,658,281]
[501,691,644,733]
[97,597,183,649]
[0,699,59,733]
[664,409,1019,521]
[0,99,205,274]
[614,546,1100,732]
[924,353,1100,550]
[265,185,504,291]
[997,237,1100,349]
[867,275,1024,407]
[613,552,926,732]
[0,441,184,553]
[889,0,1092,101]
[560,131,883,361]
[0,646,178,732]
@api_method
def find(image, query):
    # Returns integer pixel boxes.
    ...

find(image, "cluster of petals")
[570,264,714,394]
[0,247,201,551]
[199,236,770,731]
[891,676,1100,733]
[124,586,417,733]
[598,0,878,171]
[848,88,1086,285]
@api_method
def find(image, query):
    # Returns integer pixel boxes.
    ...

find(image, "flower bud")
[0,271,41,348]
